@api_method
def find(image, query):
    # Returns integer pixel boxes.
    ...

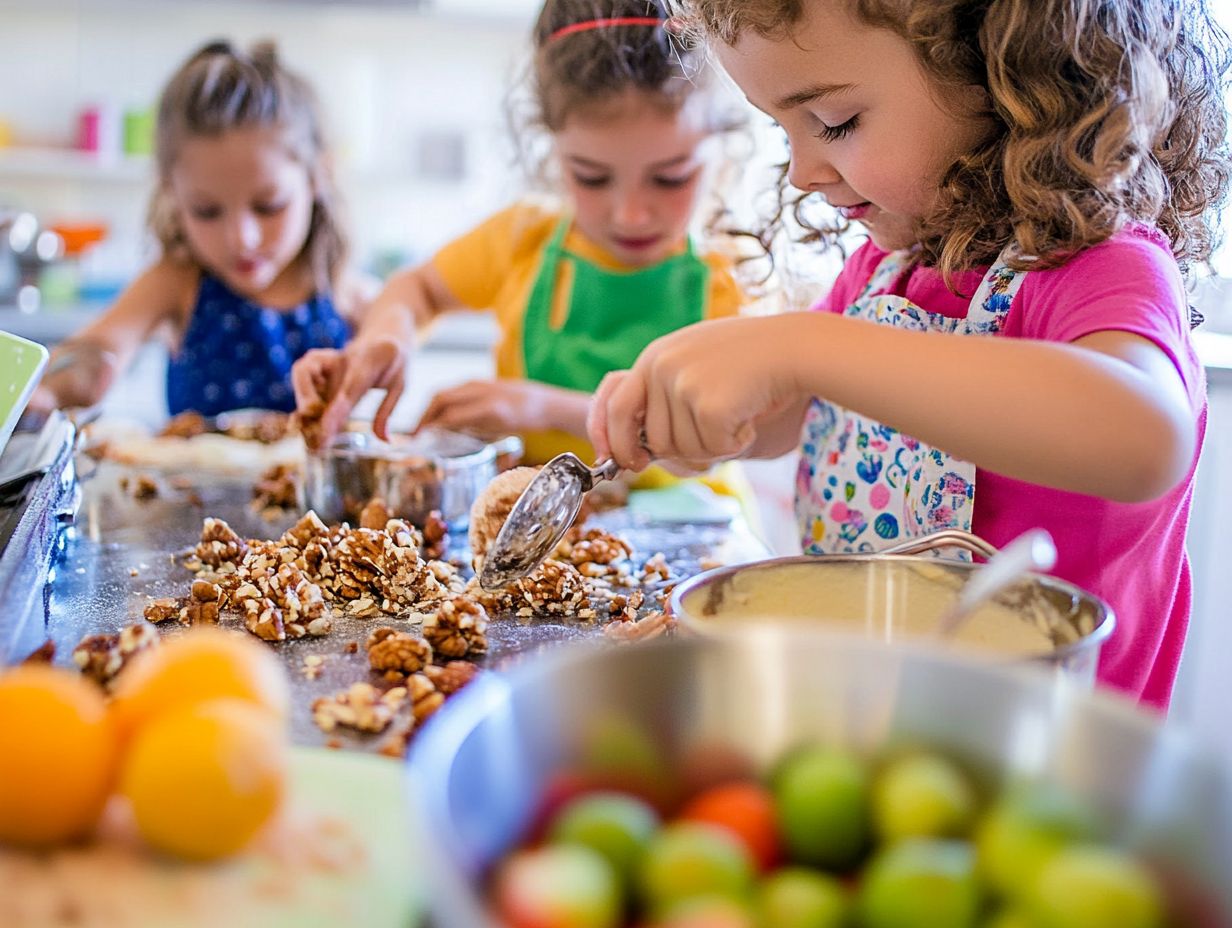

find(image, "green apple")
[1027,844,1163,928]
[975,783,1099,900]
[773,747,871,870]
[549,791,660,889]
[639,821,755,914]
[981,907,1040,928]
[649,895,758,928]
[757,866,850,928]
[857,837,981,928]
[872,752,978,843]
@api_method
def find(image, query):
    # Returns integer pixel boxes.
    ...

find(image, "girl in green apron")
[291,0,748,492]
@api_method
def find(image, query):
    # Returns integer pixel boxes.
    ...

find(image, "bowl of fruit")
[406,631,1231,928]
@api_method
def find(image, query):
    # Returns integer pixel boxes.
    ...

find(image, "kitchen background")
[0,0,1229,745]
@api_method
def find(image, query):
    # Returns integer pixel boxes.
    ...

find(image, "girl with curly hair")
[590,0,1231,708]
[29,40,372,418]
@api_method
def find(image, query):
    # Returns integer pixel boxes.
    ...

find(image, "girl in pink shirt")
[589,0,1230,710]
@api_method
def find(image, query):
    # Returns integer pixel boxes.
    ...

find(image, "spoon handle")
[935,528,1058,639]
[587,458,622,487]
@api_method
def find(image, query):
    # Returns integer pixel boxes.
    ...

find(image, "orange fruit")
[0,665,119,847]
[109,628,289,742]
[120,698,288,861]
[679,781,782,872]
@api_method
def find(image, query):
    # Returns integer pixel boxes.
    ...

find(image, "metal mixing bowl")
[407,632,1231,927]
[303,428,520,529]
[669,529,1115,685]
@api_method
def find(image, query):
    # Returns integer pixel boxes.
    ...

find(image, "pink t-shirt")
[814,226,1208,711]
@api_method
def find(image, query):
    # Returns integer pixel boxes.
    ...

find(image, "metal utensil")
[478,453,621,590]
[933,528,1058,639]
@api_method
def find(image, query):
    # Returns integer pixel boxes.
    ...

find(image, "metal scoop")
[933,528,1058,639]
[478,453,621,590]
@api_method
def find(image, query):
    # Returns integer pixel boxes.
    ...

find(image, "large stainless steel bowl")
[407,632,1231,927]
[670,530,1115,685]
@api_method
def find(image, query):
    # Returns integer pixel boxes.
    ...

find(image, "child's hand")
[414,380,578,440]
[291,336,406,448]
[589,318,801,471]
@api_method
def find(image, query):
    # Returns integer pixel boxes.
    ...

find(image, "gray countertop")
[38,461,766,753]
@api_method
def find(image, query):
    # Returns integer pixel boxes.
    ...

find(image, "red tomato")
[678,781,782,872]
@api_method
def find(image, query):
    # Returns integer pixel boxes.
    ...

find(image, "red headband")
[548,16,663,42]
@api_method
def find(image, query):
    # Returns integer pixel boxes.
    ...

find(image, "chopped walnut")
[223,410,291,443]
[130,474,159,500]
[72,634,122,685]
[366,627,433,674]
[421,510,449,561]
[190,579,221,602]
[423,660,480,695]
[423,596,488,659]
[639,552,672,583]
[180,599,221,626]
[406,673,445,722]
[143,597,181,624]
[510,559,591,617]
[282,511,331,549]
[158,410,208,439]
[603,610,675,643]
[311,682,406,734]
[72,623,159,686]
[555,526,632,568]
[359,498,393,530]
[292,402,327,451]
[21,640,55,664]
[608,589,646,621]
[196,517,248,568]
[252,463,300,512]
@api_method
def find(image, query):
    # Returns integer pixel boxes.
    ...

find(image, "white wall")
[0,0,535,274]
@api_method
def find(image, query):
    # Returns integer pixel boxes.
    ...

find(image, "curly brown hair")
[148,40,348,293]
[671,0,1232,287]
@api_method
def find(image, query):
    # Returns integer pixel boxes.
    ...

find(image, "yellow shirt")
[432,201,744,467]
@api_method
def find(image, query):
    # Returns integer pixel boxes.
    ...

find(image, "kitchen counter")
[31,460,767,753]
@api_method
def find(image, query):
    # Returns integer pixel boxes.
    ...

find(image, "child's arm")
[591,313,1195,503]
[291,261,463,446]
[25,260,194,414]
[415,379,590,440]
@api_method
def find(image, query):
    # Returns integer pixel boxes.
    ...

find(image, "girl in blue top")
[29,40,372,419]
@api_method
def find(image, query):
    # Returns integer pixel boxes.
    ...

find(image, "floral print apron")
[796,249,1027,555]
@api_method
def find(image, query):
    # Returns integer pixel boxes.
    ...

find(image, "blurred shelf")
[0,305,103,345]
[0,147,152,183]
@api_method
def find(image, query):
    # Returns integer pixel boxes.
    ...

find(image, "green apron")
[522,215,710,392]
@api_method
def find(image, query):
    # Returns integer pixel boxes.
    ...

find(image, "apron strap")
[963,245,1029,329]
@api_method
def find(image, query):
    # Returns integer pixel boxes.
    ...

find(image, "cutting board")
[0,747,423,928]
[0,329,48,458]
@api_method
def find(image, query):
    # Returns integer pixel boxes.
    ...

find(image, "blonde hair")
[672,0,1232,290]
[148,39,348,292]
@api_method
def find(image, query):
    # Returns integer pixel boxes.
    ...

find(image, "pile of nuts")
[176,512,468,642]
[71,623,160,688]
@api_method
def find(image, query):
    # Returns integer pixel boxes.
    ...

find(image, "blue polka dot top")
[166,275,351,417]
